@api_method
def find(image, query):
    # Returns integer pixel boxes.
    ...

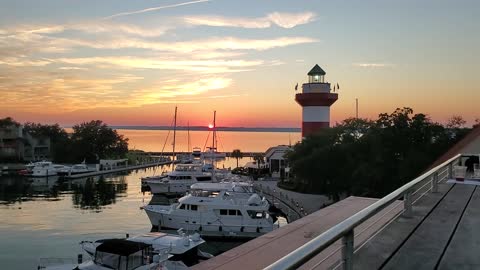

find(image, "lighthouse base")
[302,122,330,137]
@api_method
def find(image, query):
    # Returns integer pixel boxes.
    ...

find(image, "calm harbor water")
[0,130,298,269]
[65,129,302,152]
[0,162,246,270]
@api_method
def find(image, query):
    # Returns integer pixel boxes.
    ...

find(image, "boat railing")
[265,153,462,270]
[38,257,75,269]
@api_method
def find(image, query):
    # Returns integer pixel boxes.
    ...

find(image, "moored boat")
[31,161,69,177]
[38,239,171,270]
[143,181,280,239]
[58,163,95,176]
[143,163,213,194]
[80,230,212,267]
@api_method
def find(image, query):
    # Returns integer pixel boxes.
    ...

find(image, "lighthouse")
[296,64,338,138]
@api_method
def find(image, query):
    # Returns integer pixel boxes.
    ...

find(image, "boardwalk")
[354,181,480,270]
[192,197,403,270]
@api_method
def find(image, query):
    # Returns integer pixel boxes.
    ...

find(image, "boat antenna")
[356,98,359,118]
[212,110,217,181]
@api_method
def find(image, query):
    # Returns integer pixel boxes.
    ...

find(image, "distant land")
[106,126,301,133]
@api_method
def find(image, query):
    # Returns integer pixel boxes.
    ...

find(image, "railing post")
[403,190,413,217]
[342,230,354,270]
[448,163,453,179]
[431,172,439,193]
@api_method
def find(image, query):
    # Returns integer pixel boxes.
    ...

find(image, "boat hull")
[144,207,274,239]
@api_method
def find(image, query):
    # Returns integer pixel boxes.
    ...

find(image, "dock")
[141,151,264,158]
[63,161,172,179]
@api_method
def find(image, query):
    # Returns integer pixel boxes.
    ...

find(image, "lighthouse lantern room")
[296,64,338,138]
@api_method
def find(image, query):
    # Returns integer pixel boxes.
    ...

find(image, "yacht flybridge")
[142,163,213,194]
[39,239,170,270]
[143,181,279,239]
[80,231,212,267]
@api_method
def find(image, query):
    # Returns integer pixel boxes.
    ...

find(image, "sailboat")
[202,111,226,159]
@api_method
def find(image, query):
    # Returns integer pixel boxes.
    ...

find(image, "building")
[295,64,338,138]
[265,145,291,179]
[0,124,50,161]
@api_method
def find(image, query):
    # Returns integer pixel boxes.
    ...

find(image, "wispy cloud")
[0,57,51,67]
[55,36,317,52]
[184,12,316,29]
[352,63,395,68]
[104,0,211,20]
[53,56,263,73]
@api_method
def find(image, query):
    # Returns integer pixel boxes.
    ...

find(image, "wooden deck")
[192,196,403,270]
[354,181,480,270]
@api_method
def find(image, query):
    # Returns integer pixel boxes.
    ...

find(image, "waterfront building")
[0,124,50,161]
[264,145,291,179]
[295,64,338,138]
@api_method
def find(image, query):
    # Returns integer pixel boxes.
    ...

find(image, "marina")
[0,130,302,270]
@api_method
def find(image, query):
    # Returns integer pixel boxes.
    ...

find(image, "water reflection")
[71,176,127,210]
[0,174,128,211]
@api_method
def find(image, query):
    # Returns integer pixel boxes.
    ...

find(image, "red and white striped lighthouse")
[296,64,338,138]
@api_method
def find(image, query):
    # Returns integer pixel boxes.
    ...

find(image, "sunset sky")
[0,0,478,127]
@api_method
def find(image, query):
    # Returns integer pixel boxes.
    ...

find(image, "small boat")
[192,147,202,157]
[143,163,213,194]
[202,147,226,159]
[31,161,69,177]
[80,230,212,267]
[38,238,172,270]
[144,181,280,239]
[58,163,95,176]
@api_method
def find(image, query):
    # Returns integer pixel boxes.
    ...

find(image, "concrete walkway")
[255,180,330,214]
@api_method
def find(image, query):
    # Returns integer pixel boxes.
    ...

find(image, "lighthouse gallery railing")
[264,153,462,270]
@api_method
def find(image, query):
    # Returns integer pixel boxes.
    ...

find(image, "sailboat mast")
[212,110,216,150]
[172,106,177,163]
[187,121,191,153]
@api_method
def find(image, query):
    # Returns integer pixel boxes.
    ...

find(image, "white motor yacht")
[144,181,279,239]
[32,161,69,177]
[143,163,213,194]
[58,163,95,176]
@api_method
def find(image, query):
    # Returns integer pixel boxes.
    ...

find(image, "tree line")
[1,117,128,163]
[286,108,476,201]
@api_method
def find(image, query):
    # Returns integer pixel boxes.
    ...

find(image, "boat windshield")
[94,239,152,270]
[175,165,200,172]
[190,190,220,197]
[95,250,145,270]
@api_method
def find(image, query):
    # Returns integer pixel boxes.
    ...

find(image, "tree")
[253,154,264,169]
[474,118,480,129]
[287,108,471,200]
[0,117,20,128]
[70,120,129,163]
[231,149,243,168]
[23,122,70,162]
[446,115,466,129]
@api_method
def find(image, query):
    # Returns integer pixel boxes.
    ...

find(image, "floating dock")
[63,161,172,179]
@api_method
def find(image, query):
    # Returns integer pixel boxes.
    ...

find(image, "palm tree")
[253,153,264,169]
[231,149,243,168]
